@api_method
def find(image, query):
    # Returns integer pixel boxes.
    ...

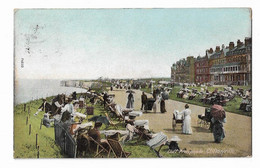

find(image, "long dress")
[126,93,134,109]
[160,99,166,113]
[181,109,192,134]
[211,117,226,143]
[152,95,160,112]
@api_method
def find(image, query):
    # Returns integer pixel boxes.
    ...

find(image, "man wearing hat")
[34,98,51,116]
[141,92,148,110]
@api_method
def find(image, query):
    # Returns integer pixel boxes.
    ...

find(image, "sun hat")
[169,135,181,142]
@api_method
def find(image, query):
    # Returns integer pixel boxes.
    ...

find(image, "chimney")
[208,48,213,54]
[229,42,234,50]
[245,37,252,46]
[237,39,243,48]
[215,46,220,52]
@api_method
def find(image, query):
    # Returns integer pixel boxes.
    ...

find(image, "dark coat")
[88,128,101,150]
[141,94,148,103]
[38,102,52,113]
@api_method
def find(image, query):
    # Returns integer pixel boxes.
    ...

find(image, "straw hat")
[169,135,181,142]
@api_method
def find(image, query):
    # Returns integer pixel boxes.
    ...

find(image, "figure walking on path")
[160,97,167,113]
[126,92,134,109]
[141,92,148,110]
[210,104,226,143]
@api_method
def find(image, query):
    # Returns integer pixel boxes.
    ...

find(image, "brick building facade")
[171,37,252,85]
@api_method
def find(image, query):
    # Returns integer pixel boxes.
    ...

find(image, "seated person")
[34,98,52,116]
[167,136,181,152]
[239,97,249,111]
[42,113,54,128]
[245,103,252,112]
[122,121,139,143]
[177,90,184,98]
[188,92,196,100]
[182,93,189,99]
[115,104,133,118]
[88,122,109,151]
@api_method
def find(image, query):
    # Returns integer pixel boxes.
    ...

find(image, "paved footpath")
[109,88,252,157]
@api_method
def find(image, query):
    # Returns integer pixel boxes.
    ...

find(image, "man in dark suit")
[34,98,51,116]
[141,92,148,110]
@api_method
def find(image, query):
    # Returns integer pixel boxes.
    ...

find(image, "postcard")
[14,8,252,158]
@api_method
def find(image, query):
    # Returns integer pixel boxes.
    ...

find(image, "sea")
[14,79,86,105]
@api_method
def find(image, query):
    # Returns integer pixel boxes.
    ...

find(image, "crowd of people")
[33,81,249,157]
[176,84,252,112]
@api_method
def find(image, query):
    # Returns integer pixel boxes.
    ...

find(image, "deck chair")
[107,139,131,158]
[146,132,168,158]
[105,113,121,129]
[107,104,123,120]
[136,126,152,141]
[82,134,111,158]
[114,105,126,121]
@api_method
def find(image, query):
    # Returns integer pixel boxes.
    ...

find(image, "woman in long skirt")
[160,98,167,113]
[152,94,161,112]
[181,104,192,134]
[126,92,134,109]
[211,117,226,143]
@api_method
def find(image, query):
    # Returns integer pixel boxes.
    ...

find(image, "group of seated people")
[35,90,183,157]
[177,86,243,106]
[104,100,182,157]
[34,93,88,129]
[177,88,197,100]
[239,96,252,112]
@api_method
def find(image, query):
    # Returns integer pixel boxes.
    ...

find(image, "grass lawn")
[141,85,252,117]
[14,94,186,158]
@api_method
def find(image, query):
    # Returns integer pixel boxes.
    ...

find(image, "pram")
[172,110,183,130]
[144,98,156,112]
[197,108,212,129]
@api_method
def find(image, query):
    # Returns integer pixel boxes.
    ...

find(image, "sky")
[14,8,251,80]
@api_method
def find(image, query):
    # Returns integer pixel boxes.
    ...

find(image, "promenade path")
[109,88,252,157]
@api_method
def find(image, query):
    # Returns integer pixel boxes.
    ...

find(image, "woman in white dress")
[152,94,161,112]
[181,104,192,134]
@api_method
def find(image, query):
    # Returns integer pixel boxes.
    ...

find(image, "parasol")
[210,104,226,120]
[88,115,110,125]
[126,90,135,93]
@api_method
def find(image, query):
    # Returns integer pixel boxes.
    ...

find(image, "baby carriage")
[144,98,156,112]
[197,108,212,129]
[172,110,183,130]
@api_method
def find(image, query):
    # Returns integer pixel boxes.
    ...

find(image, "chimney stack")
[208,48,213,54]
[215,46,220,52]
[237,39,243,48]
[244,37,252,46]
[229,42,234,50]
